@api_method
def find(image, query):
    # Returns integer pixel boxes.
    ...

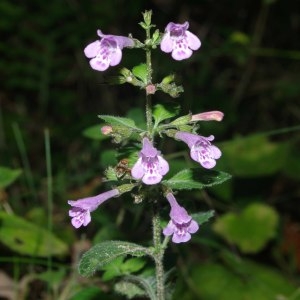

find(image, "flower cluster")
[84,22,201,72]
[70,18,223,245]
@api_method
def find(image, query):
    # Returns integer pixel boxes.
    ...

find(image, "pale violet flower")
[68,189,119,228]
[84,30,134,71]
[131,137,169,185]
[175,132,221,169]
[160,22,201,60]
[163,193,199,243]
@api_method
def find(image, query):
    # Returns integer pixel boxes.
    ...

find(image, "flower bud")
[101,125,113,135]
[191,111,224,122]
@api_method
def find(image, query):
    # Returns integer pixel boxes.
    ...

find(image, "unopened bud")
[191,111,224,122]
[146,84,156,95]
[101,125,113,135]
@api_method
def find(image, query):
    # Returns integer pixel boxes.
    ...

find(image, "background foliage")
[0,0,300,299]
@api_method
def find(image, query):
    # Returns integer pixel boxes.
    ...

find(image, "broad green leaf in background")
[163,168,231,190]
[0,166,22,189]
[153,103,179,127]
[174,258,297,300]
[213,203,279,253]
[0,212,68,257]
[132,64,147,84]
[219,135,289,177]
[82,124,109,141]
[78,241,149,277]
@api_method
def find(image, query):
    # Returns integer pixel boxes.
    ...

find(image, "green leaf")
[192,210,215,225]
[78,241,149,277]
[82,124,108,141]
[0,212,68,257]
[122,257,146,273]
[0,166,22,189]
[163,168,232,190]
[98,115,142,132]
[153,104,179,126]
[102,257,146,281]
[69,287,105,300]
[102,256,124,281]
[132,64,147,84]
[219,136,289,177]
[174,258,296,300]
[213,203,279,253]
[114,280,146,299]
[115,275,156,300]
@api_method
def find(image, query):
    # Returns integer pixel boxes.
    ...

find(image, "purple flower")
[175,132,221,169]
[131,138,169,185]
[163,193,199,243]
[68,189,119,228]
[84,30,134,71]
[160,22,201,61]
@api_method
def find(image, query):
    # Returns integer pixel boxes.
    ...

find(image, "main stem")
[152,202,165,300]
[144,20,165,300]
[145,27,153,136]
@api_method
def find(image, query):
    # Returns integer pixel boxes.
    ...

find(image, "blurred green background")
[0,0,300,299]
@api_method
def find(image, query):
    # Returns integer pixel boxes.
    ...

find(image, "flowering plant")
[70,11,231,300]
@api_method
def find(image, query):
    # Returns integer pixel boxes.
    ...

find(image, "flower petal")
[172,47,192,61]
[142,172,162,185]
[211,145,222,159]
[188,220,199,234]
[186,31,201,50]
[160,33,173,53]
[89,57,110,71]
[172,232,191,243]
[163,221,174,236]
[110,48,122,66]
[84,40,100,58]
[157,156,169,175]
[131,158,144,180]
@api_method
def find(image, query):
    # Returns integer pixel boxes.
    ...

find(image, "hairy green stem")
[145,26,153,136]
[152,202,165,300]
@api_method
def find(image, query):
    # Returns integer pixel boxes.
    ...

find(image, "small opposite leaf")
[115,275,156,300]
[163,168,231,190]
[0,167,22,189]
[114,280,146,299]
[192,210,215,225]
[98,115,142,132]
[153,104,179,126]
[132,64,147,84]
[78,241,149,277]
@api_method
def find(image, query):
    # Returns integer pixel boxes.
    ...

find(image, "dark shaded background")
[0,0,300,299]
